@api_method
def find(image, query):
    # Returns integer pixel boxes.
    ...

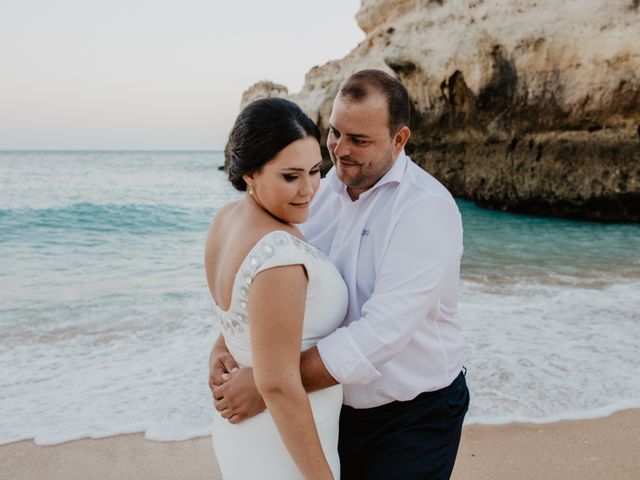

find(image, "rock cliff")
[234,0,640,222]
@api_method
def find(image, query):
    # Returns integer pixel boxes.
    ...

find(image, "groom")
[210,69,469,479]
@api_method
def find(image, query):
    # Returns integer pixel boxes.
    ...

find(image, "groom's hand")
[213,367,266,424]
[209,350,238,388]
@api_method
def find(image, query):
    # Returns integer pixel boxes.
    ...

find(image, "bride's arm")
[249,264,333,480]
[211,339,337,422]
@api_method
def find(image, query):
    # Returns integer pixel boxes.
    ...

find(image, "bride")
[205,97,347,479]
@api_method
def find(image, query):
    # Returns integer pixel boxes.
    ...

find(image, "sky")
[0,0,364,150]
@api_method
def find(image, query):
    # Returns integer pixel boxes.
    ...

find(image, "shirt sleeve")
[316,195,463,385]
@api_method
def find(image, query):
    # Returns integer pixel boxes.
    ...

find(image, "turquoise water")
[1,151,639,444]
[462,198,640,284]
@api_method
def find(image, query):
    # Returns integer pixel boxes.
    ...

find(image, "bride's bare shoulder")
[208,200,240,228]
[219,200,243,219]
[205,202,241,253]
[207,200,306,246]
[272,223,305,241]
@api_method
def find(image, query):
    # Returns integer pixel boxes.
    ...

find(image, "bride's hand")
[213,367,266,424]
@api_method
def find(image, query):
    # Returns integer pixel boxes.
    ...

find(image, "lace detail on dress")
[212,230,329,335]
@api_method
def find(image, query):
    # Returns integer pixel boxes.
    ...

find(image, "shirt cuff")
[316,327,382,385]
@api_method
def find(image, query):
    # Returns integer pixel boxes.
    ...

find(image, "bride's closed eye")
[282,168,320,182]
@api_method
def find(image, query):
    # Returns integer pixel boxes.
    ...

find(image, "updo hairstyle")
[226,97,321,191]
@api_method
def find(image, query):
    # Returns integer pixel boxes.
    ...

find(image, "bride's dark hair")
[226,97,321,191]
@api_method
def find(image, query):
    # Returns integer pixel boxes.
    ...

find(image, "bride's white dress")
[211,230,348,479]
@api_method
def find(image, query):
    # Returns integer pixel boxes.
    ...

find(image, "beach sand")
[2,409,638,480]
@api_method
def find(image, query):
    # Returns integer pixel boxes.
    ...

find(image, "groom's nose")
[333,136,350,159]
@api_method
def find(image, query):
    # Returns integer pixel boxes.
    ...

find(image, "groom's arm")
[210,334,268,423]
[300,346,339,391]
[314,196,463,386]
[210,339,337,423]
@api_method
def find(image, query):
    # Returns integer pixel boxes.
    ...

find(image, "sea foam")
[1,151,639,445]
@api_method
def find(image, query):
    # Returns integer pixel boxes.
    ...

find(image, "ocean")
[1,150,639,445]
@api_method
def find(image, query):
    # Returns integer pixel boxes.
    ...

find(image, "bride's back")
[204,200,301,312]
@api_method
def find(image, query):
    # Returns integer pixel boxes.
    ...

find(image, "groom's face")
[327,91,396,199]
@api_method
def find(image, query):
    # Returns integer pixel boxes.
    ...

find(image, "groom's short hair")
[338,69,410,134]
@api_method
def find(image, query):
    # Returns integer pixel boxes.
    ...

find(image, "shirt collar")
[369,150,407,192]
[327,166,343,193]
[327,150,409,197]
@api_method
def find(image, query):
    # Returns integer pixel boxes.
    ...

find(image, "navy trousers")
[338,372,470,480]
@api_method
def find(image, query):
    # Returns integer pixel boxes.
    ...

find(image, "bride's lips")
[290,201,310,208]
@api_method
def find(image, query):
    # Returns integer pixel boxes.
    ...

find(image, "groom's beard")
[331,144,395,192]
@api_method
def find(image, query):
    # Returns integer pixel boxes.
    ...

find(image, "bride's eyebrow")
[280,162,322,172]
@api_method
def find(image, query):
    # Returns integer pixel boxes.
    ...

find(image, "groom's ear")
[392,126,411,156]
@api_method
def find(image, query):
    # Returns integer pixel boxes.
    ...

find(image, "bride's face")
[246,136,322,224]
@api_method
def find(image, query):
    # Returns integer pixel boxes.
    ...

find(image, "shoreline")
[2,408,639,480]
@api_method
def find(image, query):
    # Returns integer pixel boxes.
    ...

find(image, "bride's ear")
[243,174,254,193]
[242,173,254,185]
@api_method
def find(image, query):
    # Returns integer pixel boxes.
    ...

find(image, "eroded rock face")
[240,81,289,107]
[233,0,640,222]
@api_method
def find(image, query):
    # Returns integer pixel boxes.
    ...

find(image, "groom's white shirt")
[300,152,466,408]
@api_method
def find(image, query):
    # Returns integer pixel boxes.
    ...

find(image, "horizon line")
[0,149,225,153]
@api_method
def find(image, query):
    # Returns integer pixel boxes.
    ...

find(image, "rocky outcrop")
[240,81,289,106]
[234,0,640,222]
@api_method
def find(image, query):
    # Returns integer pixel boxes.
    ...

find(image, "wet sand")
[2,409,638,479]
